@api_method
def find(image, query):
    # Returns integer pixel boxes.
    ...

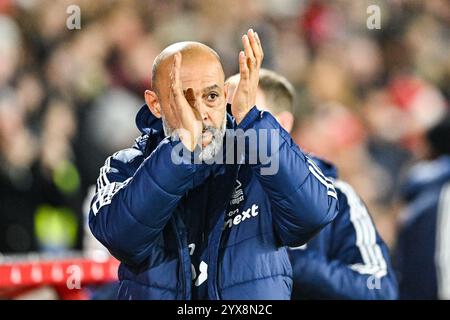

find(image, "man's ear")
[275,111,295,133]
[144,90,162,118]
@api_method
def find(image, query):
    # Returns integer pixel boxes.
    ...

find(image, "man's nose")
[194,101,208,122]
[199,104,208,121]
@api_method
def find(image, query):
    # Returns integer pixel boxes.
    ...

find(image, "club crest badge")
[229,179,245,206]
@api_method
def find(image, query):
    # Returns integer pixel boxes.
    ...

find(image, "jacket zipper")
[210,165,241,299]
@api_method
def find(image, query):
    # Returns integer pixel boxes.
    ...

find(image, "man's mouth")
[201,129,213,148]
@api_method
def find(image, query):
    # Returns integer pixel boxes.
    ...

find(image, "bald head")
[151,41,223,93]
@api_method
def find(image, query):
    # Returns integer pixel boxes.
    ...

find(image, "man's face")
[156,54,227,158]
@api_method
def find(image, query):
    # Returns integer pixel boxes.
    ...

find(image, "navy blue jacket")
[289,158,398,299]
[88,105,338,299]
[396,156,450,299]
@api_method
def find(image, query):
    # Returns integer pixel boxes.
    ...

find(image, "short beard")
[161,112,227,161]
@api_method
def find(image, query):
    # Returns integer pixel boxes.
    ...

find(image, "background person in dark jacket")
[88,30,339,299]
[396,115,450,299]
[227,69,398,299]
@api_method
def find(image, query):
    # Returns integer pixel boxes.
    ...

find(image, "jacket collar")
[135,104,163,135]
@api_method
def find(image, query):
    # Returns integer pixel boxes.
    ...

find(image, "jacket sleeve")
[289,180,398,299]
[89,138,211,266]
[237,107,339,246]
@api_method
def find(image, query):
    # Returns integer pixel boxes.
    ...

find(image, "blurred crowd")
[0,0,449,261]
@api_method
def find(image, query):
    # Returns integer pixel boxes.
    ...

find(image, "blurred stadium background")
[0,0,449,299]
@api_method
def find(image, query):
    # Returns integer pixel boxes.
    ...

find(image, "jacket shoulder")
[112,147,144,164]
[105,145,146,180]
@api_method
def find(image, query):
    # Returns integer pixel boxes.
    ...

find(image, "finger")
[224,82,233,104]
[242,34,256,67]
[169,53,184,127]
[247,29,262,65]
[239,50,249,80]
[254,31,264,65]
[169,61,177,112]
[171,52,183,101]
[168,83,181,128]
[171,53,191,120]
[185,87,202,119]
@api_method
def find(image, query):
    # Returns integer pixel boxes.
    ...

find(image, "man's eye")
[206,93,219,102]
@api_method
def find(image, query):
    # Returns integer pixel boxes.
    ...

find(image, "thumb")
[224,82,233,105]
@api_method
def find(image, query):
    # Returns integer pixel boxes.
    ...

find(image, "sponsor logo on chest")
[224,204,259,229]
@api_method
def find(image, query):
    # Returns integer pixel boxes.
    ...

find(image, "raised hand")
[169,52,203,151]
[231,29,264,124]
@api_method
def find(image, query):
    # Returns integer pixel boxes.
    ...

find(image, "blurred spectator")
[396,115,450,299]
